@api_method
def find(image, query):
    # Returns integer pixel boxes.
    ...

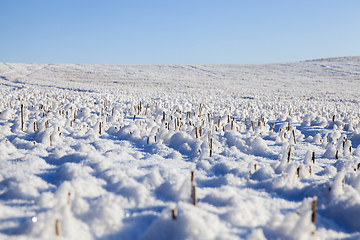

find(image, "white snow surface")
[0,57,360,239]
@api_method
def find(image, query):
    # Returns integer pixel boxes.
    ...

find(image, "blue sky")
[1,1,359,64]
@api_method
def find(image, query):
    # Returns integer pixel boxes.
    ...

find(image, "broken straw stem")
[292,129,296,144]
[55,219,61,236]
[312,197,317,228]
[172,208,177,219]
[287,146,291,162]
[312,152,315,164]
[21,104,24,131]
[191,183,196,206]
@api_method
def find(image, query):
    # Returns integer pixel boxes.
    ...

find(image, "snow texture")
[0,57,360,239]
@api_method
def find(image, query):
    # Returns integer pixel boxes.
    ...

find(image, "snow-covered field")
[1,57,360,239]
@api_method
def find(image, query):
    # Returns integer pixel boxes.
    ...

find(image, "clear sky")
[1,0,359,64]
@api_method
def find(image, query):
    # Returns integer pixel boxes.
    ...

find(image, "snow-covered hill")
[1,57,360,239]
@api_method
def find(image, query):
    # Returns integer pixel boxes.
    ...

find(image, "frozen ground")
[0,57,360,239]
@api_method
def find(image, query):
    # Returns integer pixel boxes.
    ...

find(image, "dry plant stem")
[172,208,177,220]
[67,192,71,205]
[312,152,315,164]
[292,129,296,144]
[55,219,61,236]
[312,198,317,227]
[21,104,24,131]
[191,184,197,206]
[287,146,291,162]
[297,166,300,178]
[191,170,195,182]
[335,150,339,159]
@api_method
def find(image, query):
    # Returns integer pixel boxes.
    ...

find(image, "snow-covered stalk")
[68,192,71,205]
